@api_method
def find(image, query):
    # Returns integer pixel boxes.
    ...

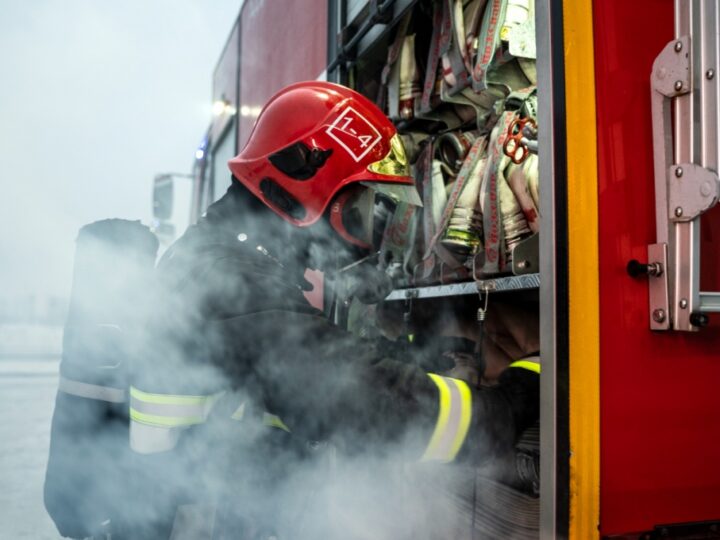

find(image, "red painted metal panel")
[213,22,240,106]
[594,0,720,535]
[237,0,328,152]
[211,22,240,144]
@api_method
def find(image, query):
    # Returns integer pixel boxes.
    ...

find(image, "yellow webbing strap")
[508,359,541,374]
[421,374,472,462]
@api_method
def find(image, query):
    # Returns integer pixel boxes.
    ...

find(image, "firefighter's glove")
[338,260,395,305]
[445,351,483,387]
[459,365,539,465]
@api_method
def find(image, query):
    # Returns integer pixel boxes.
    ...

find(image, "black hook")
[627,259,663,278]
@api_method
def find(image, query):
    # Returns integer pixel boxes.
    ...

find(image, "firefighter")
[130,81,539,538]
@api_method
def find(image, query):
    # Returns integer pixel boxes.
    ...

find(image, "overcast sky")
[0,0,240,299]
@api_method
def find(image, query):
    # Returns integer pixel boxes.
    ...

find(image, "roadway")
[0,357,62,539]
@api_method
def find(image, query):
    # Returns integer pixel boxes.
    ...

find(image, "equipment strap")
[419,142,437,257]
[381,13,411,87]
[443,0,491,96]
[58,375,126,403]
[380,200,419,278]
[424,136,488,274]
[430,159,449,236]
[419,1,445,113]
[440,0,470,93]
[421,373,473,462]
[464,0,489,72]
[481,110,516,273]
[415,140,466,280]
[415,139,472,282]
[379,12,413,114]
[427,136,488,258]
[472,0,508,92]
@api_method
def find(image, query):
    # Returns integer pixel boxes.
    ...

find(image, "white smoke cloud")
[0,4,541,538]
[40,208,539,539]
[0,2,240,538]
[0,0,239,298]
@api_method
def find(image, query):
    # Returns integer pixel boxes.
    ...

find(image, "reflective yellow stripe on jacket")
[129,386,223,454]
[58,375,126,403]
[509,357,541,374]
[420,358,540,462]
[421,374,472,462]
[129,386,220,428]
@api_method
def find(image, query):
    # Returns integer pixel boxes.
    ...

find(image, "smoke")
[0,0,240,299]
[0,2,540,530]
[42,185,540,540]
[0,3,241,538]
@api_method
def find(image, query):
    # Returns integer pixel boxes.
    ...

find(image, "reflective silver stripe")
[58,376,126,403]
[130,422,183,454]
[435,378,462,459]
[421,374,472,462]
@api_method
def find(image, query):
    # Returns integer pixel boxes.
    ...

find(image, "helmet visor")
[362,133,422,206]
[367,133,411,178]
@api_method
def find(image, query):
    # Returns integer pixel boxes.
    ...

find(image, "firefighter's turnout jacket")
[128,183,540,538]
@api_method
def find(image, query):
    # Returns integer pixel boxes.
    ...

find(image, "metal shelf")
[384,273,540,301]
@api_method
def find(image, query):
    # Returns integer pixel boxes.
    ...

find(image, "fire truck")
[151,1,720,538]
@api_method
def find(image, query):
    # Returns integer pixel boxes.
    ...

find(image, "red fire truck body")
[595,1,720,536]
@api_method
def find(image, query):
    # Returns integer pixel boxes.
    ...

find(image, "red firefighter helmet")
[228,81,419,247]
